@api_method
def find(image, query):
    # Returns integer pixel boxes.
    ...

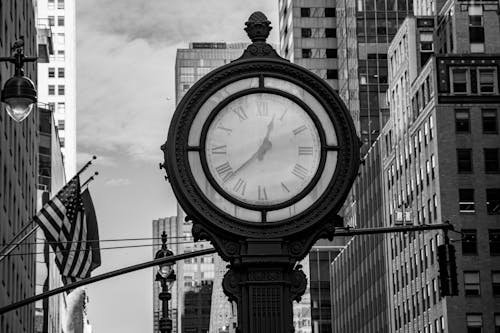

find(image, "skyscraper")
[0,2,39,332]
[382,1,500,332]
[37,0,77,178]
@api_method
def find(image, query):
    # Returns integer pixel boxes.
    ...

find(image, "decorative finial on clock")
[245,11,272,43]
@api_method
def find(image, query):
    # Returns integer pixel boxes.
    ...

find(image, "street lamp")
[155,231,176,333]
[0,36,37,122]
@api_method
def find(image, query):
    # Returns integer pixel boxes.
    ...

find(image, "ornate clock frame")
[162,12,360,333]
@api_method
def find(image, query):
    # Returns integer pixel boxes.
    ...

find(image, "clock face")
[204,93,321,206]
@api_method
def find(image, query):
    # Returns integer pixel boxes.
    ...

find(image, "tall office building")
[382,1,500,332]
[330,138,389,333]
[337,0,413,148]
[278,0,339,91]
[37,0,77,178]
[0,2,39,332]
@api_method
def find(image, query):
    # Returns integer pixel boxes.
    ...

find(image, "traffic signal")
[437,243,459,296]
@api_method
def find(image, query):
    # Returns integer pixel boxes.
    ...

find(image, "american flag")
[34,176,100,285]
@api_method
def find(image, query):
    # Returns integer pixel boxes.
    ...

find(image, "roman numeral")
[291,164,308,180]
[281,182,290,193]
[217,123,232,134]
[233,178,247,195]
[215,162,233,182]
[256,100,269,116]
[293,125,307,135]
[279,109,288,121]
[257,185,268,201]
[232,106,248,121]
[298,146,314,155]
[211,145,227,155]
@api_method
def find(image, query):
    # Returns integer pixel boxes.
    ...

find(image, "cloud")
[76,1,279,164]
[104,178,132,187]
[77,1,279,45]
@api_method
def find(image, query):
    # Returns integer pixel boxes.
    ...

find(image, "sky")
[76,1,279,332]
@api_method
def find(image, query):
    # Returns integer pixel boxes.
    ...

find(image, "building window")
[48,102,55,111]
[326,69,338,79]
[326,48,337,58]
[325,7,336,17]
[48,67,55,78]
[48,15,55,26]
[57,50,65,61]
[301,28,311,38]
[58,67,65,78]
[482,109,498,133]
[462,229,477,255]
[478,69,496,93]
[48,85,55,95]
[57,102,65,113]
[455,109,470,132]
[57,33,65,44]
[459,189,475,213]
[57,16,64,26]
[58,85,65,95]
[466,314,482,333]
[490,230,500,255]
[48,0,55,9]
[464,271,481,296]
[469,5,484,53]
[485,149,499,173]
[325,28,336,37]
[302,48,311,58]
[492,271,500,296]
[300,8,310,17]
[487,189,500,214]
[451,68,468,93]
[57,120,65,130]
[59,137,65,148]
[57,0,65,9]
[495,314,500,333]
[457,149,473,173]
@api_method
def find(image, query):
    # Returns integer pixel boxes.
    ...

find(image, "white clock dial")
[205,93,321,206]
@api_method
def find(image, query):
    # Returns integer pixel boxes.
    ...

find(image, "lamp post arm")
[0,248,216,315]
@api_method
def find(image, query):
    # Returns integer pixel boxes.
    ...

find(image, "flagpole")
[0,156,97,262]
[0,248,217,315]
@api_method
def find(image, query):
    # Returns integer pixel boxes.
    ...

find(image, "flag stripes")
[34,176,96,284]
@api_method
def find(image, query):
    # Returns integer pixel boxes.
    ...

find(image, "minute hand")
[232,117,275,176]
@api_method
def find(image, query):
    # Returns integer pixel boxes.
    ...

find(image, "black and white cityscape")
[1,1,499,333]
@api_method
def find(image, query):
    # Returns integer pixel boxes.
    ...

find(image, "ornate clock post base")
[222,240,307,333]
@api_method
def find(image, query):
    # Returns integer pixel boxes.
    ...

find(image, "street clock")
[161,12,360,333]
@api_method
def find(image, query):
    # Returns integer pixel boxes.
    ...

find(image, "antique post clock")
[162,12,359,333]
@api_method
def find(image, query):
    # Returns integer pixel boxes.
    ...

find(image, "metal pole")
[333,223,454,237]
[0,248,216,315]
[0,225,39,262]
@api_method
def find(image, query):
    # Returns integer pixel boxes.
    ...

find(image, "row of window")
[458,188,500,215]
[455,108,498,134]
[466,313,500,333]
[301,48,337,59]
[301,28,336,38]
[47,15,64,27]
[300,7,336,18]
[48,85,65,96]
[456,148,499,173]
[47,0,65,10]
[451,67,498,94]
[464,271,500,297]
[461,229,500,256]
[394,280,441,330]
[48,67,65,78]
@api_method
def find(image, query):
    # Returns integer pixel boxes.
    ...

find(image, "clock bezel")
[163,58,360,238]
[198,87,328,212]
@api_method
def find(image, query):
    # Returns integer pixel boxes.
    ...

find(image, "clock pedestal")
[222,240,307,333]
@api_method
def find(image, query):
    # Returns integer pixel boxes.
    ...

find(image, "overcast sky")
[76,1,278,332]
